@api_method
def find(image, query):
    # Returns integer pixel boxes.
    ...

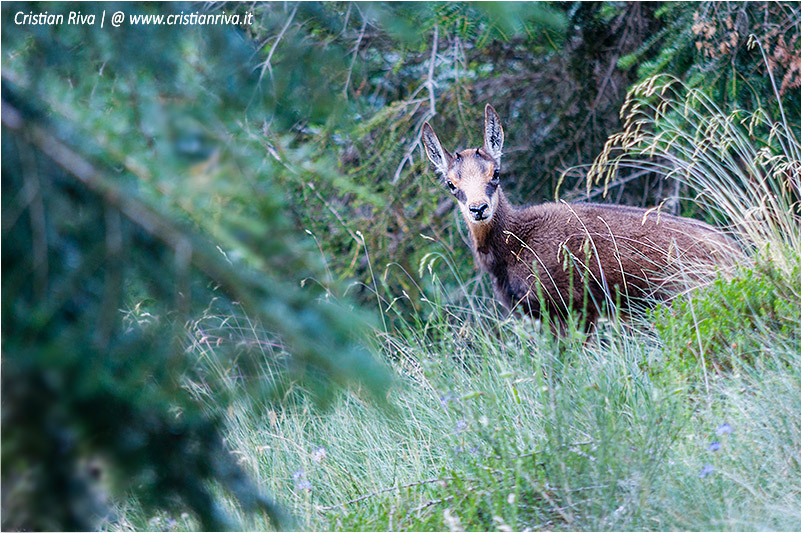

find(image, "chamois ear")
[483,104,504,165]
[421,122,453,176]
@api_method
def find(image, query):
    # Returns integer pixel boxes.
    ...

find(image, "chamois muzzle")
[469,202,489,221]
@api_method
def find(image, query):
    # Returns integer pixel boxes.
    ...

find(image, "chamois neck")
[469,189,512,254]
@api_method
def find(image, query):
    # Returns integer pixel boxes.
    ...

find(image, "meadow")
[119,242,800,532]
[117,77,801,531]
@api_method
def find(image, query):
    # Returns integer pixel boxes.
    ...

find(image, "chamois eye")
[492,169,500,182]
[446,180,457,192]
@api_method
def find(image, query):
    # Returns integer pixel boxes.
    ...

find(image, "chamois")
[421,104,740,331]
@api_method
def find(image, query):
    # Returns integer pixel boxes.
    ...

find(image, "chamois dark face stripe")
[455,189,467,203]
[485,181,498,197]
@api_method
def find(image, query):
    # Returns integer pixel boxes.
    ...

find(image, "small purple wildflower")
[311,446,327,462]
[293,469,312,490]
[440,393,456,408]
[454,420,467,433]
[469,446,480,455]
[716,423,733,435]
[698,464,714,478]
[708,441,721,452]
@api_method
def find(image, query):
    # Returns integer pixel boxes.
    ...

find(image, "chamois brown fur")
[422,104,740,331]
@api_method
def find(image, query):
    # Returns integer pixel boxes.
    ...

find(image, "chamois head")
[422,104,505,225]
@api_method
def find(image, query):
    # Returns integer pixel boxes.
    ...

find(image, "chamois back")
[488,199,740,328]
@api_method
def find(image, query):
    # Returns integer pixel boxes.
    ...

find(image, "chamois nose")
[469,202,489,220]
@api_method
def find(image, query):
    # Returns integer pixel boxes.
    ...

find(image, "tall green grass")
[112,74,800,531]
[117,261,798,531]
[588,71,800,272]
